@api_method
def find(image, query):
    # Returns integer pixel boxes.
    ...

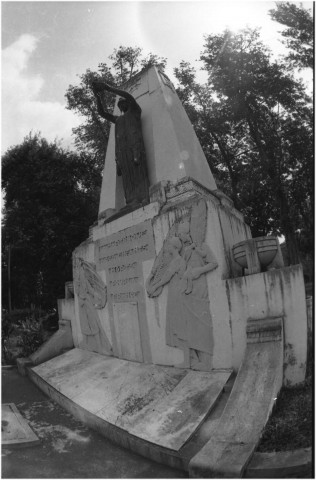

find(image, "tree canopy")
[2,133,101,310]
[269,2,313,69]
[174,26,312,262]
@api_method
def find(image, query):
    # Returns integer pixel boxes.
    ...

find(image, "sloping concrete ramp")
[29,348,231,452]
[189,317,284,478]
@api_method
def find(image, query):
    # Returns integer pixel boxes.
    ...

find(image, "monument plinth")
[25,65,308,476]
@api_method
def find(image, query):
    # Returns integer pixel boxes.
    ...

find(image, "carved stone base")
[99,199,150,225]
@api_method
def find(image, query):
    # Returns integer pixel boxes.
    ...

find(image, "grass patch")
[257,344,313,452]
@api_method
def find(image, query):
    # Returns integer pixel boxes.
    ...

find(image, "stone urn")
[232,236,279,273]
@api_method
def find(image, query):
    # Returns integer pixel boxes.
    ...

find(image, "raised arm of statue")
[101,83,138,106]
[149,256,183,295]
[91,82,117,123]
[182,243,218,295]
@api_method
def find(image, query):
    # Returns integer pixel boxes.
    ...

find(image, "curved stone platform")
[189,316,284,478]
[28,348,232,469]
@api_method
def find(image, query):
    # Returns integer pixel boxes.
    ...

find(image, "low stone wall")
[225,265,308,386]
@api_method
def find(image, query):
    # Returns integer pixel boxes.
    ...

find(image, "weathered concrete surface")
[82,186,249,370]
[112,370,232,450]
[17,316,74,377]
[225,265,307,385]
[29,319,74,366]
[2,367,187,478]
[30,348,231,452]
[2,403,40,447]
[189,317,283,478]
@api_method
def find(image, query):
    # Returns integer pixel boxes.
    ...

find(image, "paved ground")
[2,367,188,479]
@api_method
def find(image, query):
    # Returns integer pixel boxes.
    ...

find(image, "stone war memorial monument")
[19,65,308,477]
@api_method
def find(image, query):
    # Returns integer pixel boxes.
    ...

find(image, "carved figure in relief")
[73,257,112,355]
[92,81,150,207]
[146,199,218,371]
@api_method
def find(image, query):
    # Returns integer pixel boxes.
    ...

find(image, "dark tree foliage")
[2,133,101,310]
[65,63,115,170]
[175,28,313,263]
[269,2,313,69]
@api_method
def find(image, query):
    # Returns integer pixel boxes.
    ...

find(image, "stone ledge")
[27,367,186,471]
[18,362,313,477]
[245,447,312,478]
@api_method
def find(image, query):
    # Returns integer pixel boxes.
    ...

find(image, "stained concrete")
[189,317,284,478]
[31,348,231,451]
[2,403,40,447]
[1,367,187,479]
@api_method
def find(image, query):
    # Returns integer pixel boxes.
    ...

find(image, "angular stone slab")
[116,370,231,450]
[2,403,40,447]
[32,348,231,451]
[73,361,187,417]
[189,318,283,478]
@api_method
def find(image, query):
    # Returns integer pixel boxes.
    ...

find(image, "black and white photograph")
[2,1,313,478]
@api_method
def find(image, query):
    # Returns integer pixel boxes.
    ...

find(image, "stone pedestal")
[72,178,251,372]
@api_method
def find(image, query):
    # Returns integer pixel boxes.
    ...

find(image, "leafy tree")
[175,28,313,263]
[269,2,313,69]
[2,133,101,310]
[175,61,255,211]
[65,46,167,163]
[65,63,115,169]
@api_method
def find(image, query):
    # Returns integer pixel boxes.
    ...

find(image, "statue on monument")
[73,257,112,355]
[92,81,150,208]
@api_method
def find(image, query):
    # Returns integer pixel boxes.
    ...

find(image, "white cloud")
[2,34,81,153]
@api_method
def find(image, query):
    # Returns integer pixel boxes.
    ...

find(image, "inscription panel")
[96,220,155,270]
[95,221,155,363]
[107,261,143,303]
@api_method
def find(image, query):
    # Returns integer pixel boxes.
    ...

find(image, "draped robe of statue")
[164,244,213,353]
[115,99,149,205]
[178,244,214,353]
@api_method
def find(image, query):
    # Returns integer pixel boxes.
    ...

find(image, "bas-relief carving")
[146,199,218,371]
[73,257,112,355]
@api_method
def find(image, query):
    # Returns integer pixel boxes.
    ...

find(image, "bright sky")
[1,1,313,153]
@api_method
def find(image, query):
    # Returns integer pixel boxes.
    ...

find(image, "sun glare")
[208,2,271,33]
